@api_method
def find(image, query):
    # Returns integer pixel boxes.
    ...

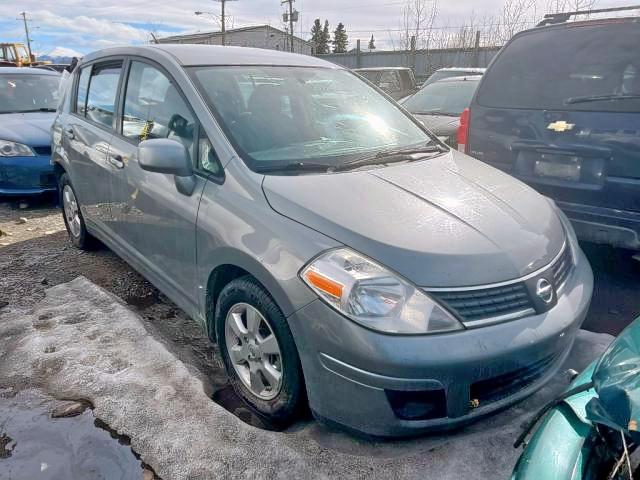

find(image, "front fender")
[195,171,340,322]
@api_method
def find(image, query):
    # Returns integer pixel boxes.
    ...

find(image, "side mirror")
[138,138,192,176]
[138,138,196,196]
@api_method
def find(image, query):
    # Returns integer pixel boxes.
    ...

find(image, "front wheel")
[59,173,97,250]
[215,276,304,423]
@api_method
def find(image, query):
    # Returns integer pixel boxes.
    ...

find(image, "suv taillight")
[457,108,470,153]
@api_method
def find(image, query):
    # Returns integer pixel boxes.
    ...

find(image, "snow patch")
[0,277,613,479]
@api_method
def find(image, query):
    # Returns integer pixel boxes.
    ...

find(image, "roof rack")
[537,4,640,26]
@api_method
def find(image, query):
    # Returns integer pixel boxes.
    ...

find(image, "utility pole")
[281,0,296,53]
[212,0,237,46]
[19,12,33,60]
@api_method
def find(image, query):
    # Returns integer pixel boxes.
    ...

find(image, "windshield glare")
[404,79,479,116]
[0,74,60,113]
[189,66,432,171]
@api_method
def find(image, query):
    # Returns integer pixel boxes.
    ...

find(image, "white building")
[158,25,312,55]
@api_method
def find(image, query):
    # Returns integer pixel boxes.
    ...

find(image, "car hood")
[263,150,565,287]
[413,114,459,137]
[586,315,640,441]
[0,112,56,146]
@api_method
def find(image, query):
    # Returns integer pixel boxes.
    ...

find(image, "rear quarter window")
[476,22,640,113]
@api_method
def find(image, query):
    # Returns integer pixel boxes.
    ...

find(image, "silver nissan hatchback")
[51,45,593,437]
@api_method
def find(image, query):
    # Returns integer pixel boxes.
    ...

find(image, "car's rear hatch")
[468,20,640,214]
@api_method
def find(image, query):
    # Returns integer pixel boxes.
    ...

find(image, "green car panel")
[513,316,640,480]
[512,363,597,480]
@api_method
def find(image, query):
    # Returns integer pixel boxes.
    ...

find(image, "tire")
[59,173,97,250]
[215,276,304,423]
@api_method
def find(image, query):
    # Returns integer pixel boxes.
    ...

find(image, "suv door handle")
[64,127,75,139]
[109,154,124,169]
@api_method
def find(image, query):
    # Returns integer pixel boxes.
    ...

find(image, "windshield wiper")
[254,161,332,174]
[333,143,448,172]
[11,107,58,113]
[564,93,640,105]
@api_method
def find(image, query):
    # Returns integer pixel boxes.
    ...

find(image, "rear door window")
[76,66,91,115]
[85,63,122,128]
[476,22,640,112]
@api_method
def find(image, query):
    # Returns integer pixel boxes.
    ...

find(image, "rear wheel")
[215,276,304,423]
[59,173,96,250]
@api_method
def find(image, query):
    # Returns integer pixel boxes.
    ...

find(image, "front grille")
[428,242,573,326]
[32,146,51,156]
[552,243,573,290]
[430,284,533,323]
[470,353,559,405]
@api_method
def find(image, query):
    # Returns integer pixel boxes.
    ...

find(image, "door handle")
[64,127,75,140]
[109,154,124,169]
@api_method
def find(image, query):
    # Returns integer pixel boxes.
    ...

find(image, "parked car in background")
[512,315,640,480]
[0,67,60,195]
[401,76,480,148]
[423,67,485,87]
[465,10,640,251]
[34,64,71,74]
[353,67,417,100]
[53,45,592,437]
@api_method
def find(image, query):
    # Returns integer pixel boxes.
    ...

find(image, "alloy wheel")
[62,185,81,238]
[224,302,283,400]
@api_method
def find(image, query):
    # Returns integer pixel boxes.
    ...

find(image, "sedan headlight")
[301,248,464,334]
[0,140,35,157]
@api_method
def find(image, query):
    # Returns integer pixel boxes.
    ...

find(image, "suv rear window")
[476,22,640,112]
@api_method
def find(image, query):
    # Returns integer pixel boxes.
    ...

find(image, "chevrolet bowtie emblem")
[547,120,575,132]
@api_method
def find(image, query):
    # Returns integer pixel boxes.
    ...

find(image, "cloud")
[4,0,626,54]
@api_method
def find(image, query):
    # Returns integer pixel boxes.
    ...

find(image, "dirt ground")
[0,196,639,479]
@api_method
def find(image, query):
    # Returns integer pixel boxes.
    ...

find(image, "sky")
[0,0,626,57]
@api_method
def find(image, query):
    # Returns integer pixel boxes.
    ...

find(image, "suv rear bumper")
[558,201,640,251]
[287,246,593,437]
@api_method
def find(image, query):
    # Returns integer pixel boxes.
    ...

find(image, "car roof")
[81,44,339,69]
[521,15,639,36]
[432,75,482,83]
[354,67,411,71]
[435,67,486,73]
[0,66,60,76]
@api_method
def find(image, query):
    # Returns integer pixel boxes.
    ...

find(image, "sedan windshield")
[189,66,433,172]
[0,74,60,114]
[403,79,479,116]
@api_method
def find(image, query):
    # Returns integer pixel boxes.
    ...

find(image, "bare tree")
[397,0,439,51]
[547,0,597,13]
[497,0,537,43]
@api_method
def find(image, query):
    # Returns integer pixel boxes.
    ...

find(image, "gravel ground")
[0,197,638,479]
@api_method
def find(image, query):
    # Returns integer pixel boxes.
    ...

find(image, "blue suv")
[464,8,640,251]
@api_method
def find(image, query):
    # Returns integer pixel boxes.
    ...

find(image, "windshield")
[404,79,479,115]
[477,22,640,112]
[0,73,60,113]
[189,66,433,171]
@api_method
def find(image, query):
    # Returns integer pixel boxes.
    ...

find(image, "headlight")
[0,140,35,157]
[301,248,464,334]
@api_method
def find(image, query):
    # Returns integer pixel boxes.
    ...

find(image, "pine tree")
[321,20,331,54]
[310,19,323,54]
[332,22,348,53]
[368,35,376,51]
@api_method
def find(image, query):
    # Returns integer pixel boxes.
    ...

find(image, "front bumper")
[287,246,593,437]
[0,154,57,195]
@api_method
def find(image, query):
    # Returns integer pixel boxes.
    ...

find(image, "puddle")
[0,389,152,480]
